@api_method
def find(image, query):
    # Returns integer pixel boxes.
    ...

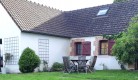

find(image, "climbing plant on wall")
[103,32,123,40]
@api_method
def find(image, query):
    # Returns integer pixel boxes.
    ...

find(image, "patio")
[0,70,137,80]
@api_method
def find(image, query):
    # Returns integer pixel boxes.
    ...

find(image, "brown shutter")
[74,43,76,56]
[82,41,91,56]
[108,39,115,55]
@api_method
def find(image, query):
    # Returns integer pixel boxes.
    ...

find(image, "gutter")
[22,30,119,39]
[21,30,71,38]
[71,32,120,38]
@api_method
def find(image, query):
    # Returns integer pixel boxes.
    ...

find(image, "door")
[135,58,138,70]
[0,57,1,72]
[0,39,2,72]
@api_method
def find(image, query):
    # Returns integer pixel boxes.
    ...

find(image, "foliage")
[38,67,41,72]
[4,53,13,67]
[113,0,130,3]
[43,60,48,68]
[50,62,64,71]
[111,14,138,64]
[103,32,122,40]
[43,60,48,72]
[18,47,41,73]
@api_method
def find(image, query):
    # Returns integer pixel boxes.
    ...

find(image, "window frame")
[75,42,82,55]
[97,7,109,16]
[99,40,108,55]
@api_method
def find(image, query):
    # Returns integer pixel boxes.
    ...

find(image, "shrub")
[50,62,64,71]
[4,53,13,67]
[18,47,41,73]
[111,14,138,64]
[43,60,48,72]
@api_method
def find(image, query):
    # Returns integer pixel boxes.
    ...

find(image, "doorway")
[0,39,2,72]
[135,58,138,70]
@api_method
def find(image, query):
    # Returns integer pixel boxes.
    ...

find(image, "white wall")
[0,4,21,73]
[21,32,70,71]
[70,36,126,70]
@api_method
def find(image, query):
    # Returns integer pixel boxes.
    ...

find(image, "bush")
[43,60,48,72]
[18,47,41,73]
[111,14,138,64]
[50,62,64,71]
[4,53,13,67]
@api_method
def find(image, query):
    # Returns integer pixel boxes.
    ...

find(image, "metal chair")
[62,56,73,74]
[87,56,97,73]
[77,56,87,74]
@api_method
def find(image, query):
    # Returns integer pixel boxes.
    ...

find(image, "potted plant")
[1,53,13,74]
[96,62,107,70]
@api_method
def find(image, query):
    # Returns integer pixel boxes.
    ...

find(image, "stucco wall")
[21,32,70,71]
[70,36,128,70]
[0,4,21,73]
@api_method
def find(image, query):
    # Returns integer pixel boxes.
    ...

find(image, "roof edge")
[29,0,64,12]
[1,0,22,31]
[71,33,120,38]
[22,30,120,38]
[22,30,71,38]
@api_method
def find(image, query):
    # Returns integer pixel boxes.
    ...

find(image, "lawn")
[0,70,138,80]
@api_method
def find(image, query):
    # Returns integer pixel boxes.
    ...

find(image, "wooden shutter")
[82,41,91,56]
[108,39,115,55]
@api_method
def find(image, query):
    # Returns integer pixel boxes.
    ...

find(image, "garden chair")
[77,56,87,74]
[87,56,97,73]
[62,56,74,74]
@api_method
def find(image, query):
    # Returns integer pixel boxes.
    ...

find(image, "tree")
[113,0,130,3]
[111,14,138,64]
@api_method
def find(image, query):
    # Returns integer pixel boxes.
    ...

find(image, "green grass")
[0,70,138,80]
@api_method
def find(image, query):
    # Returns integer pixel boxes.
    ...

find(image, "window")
[97,8,109,16]
[75,42,82,55]
[0,39,2,44]
[99,39,115,55]
[75,41,91,56]
[100,40,108,55]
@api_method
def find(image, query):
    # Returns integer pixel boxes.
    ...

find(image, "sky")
[29,0,114,11]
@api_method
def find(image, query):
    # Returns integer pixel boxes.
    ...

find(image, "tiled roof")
[66,0,138,37]
[1,0,138,38]
[1,0,70,38]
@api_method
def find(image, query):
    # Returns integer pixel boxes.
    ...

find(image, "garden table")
[70,60,89,72]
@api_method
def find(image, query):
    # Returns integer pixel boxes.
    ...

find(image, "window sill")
[75,54,91,56]
[97,55,109,58]
[75,54,82,56]
[97,55,114,58]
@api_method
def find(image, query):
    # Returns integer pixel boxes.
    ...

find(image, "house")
[0,0,138,73]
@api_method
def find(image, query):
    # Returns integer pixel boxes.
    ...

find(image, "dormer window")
[97,8,109,16]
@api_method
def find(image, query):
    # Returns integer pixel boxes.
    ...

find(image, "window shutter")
[82,41,91,56]
[108,39,115,55]
[74,43,76,56]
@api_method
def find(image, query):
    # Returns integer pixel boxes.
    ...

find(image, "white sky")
[29,0,114,11]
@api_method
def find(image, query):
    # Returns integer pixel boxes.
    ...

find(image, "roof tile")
[1,0,138,38]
